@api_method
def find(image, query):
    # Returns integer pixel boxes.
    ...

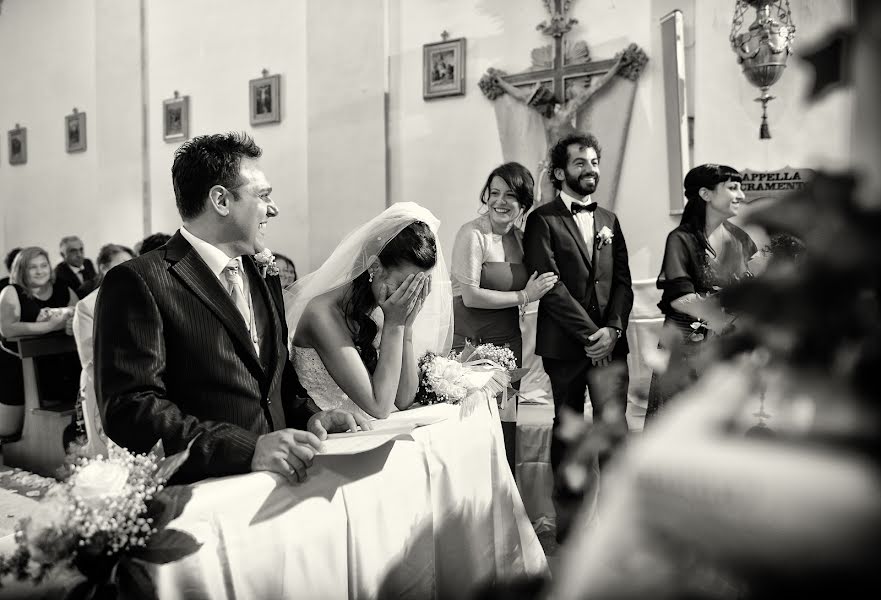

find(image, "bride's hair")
[343,221,437,373]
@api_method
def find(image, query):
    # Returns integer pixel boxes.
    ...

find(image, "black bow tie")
[571,202,597,215]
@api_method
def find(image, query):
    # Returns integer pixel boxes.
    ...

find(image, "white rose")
[73,461,129,501]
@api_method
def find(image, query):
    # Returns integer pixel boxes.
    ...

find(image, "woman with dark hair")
[286,203,453,420]
[645,164,756,422]
[451,162,557,471]
[0,247,78,435]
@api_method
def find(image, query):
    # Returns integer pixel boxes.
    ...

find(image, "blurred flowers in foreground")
[545,173,881,599]
[0,440,201,599]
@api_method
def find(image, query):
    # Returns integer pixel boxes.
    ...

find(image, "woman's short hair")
[4,247,22,273]
[479,162,536,212]
[9,246,54,292]
[137,233,172,255]
[96,244,135,272]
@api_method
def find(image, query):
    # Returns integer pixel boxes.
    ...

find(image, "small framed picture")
[66,109,87,153]
[249,73,281,125]
[163,93,190,142]
[423,37,466,99]
[8,125,27,165]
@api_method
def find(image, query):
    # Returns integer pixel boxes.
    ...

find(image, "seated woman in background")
[645,164,756,423]
[450,162,557,473]
[0,247,78,436]
[67,243,134,453]
[274,252,298,289]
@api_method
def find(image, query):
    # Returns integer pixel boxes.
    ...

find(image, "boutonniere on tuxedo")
[254,248,280,278]
[596,226,614,250]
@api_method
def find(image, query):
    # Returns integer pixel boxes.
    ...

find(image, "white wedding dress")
[291,346,372,419]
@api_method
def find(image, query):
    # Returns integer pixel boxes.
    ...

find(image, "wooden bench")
[2,333,78,478]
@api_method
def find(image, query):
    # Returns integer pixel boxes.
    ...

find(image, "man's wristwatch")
[610,327,623,339]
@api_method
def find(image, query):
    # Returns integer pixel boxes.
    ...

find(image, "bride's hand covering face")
[284,203,453,419]
[377,272,427,327]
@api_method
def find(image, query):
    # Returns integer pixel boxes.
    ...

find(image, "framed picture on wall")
[163,92,190,142]
[8,125,27,165]
[66,109,87,153]
[249,71,281,125]
[423,37,466,99]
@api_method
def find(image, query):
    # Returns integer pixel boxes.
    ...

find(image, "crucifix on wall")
[479,0,648,207]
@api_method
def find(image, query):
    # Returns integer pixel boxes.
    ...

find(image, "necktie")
[571,202,597,215]
[223,260,251,328]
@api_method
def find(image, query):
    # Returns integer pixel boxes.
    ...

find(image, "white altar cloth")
[152,396,548,599]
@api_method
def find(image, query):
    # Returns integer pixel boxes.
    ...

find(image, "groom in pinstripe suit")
[95,132,367,484]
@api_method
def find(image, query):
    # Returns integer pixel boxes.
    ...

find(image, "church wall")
[386,0,854,279]
[305,0,388,271]
[0,0,103,266]
[693,0,854,237]
[145,0,311,270]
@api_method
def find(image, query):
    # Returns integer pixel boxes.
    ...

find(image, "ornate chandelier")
[730,0,796,139]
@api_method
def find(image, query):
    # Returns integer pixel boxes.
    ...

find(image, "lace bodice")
[291,346,371,419]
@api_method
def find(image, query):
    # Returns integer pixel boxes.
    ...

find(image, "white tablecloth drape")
[152,396,548,599]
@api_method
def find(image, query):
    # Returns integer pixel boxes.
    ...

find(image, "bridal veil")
[283,202,453,359]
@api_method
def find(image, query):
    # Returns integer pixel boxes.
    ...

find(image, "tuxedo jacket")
[523,196,633,361]
[55,259,96,298]
[94,232,311,483]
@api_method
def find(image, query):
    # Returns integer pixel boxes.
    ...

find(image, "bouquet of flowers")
[0,440,200,599]
[415,342,528,409]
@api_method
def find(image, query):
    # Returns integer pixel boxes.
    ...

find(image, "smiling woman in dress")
[450,162,557,473]
[645,164,757,423]
[0,247,78,435]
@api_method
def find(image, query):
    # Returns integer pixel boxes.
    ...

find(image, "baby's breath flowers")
[0,441,197,591]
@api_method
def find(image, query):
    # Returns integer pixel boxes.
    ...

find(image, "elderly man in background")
[55,235,97,299]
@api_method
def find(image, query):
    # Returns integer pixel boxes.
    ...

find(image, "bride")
[286,203,453,419]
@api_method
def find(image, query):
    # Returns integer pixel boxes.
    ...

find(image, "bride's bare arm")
[394,279,430,410]
[305,274,425,419]
[306,308,405,419]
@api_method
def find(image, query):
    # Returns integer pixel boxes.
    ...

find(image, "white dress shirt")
[179,226,260,355]
[559,190,596,260]
[71,264,85,283]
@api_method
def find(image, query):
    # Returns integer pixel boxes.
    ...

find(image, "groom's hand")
[308,409,373,440]
[252,429,323,484]
[586,327,618,359]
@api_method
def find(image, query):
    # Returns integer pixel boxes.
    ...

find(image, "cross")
[499,0,619,109]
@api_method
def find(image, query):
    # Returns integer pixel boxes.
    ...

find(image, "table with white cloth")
[150,392,548,599]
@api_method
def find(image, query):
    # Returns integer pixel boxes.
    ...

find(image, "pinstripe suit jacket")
[94,232,312,483]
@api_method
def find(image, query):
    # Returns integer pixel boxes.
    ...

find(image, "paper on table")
[517,389,550,405]
[321,426,416,455]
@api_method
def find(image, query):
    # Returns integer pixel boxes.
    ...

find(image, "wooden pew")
[2,332,78,478]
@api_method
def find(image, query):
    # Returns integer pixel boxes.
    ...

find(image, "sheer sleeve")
[451,220,485,288]
[657,230,697,311]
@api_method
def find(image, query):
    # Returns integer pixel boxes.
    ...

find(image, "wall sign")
[740,166,815,204]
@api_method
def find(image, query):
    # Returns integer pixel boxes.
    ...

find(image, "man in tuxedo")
[55,235,97,298]
[95,132,367,484]
[523,132,633,541]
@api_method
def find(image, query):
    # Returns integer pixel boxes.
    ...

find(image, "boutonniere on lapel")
[596,226,614,250]
[254,248,280,278]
